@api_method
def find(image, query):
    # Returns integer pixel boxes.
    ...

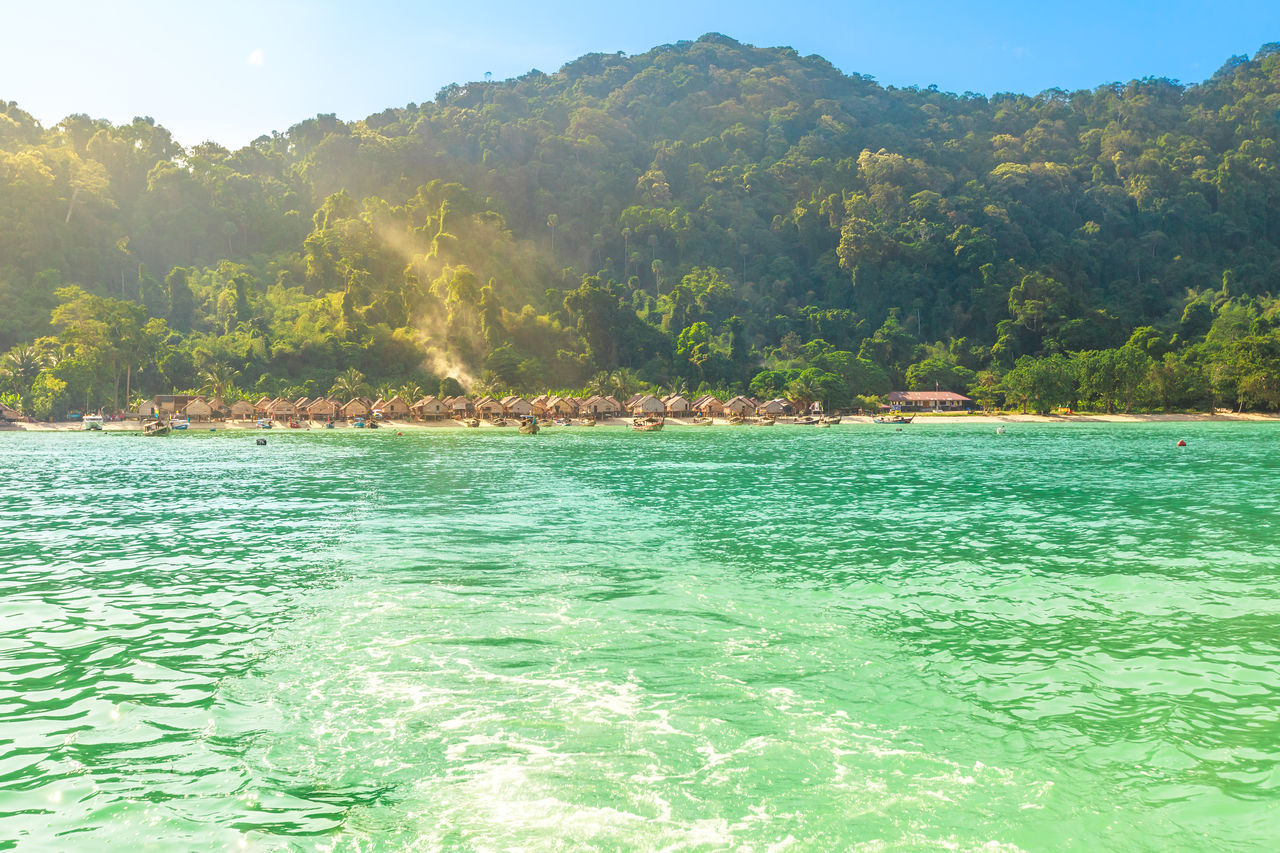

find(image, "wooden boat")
[872,414,914,424]
[632,416,664,432]
[728,415,745,425]
[750,417,775,426]
[465,417,480,428]
[793,416,819,425]
[143,420,170,437]
[554,417,573,426]
[518,416,539,435]
[691,417,714,426]
[821,415,842,424]
[492,418,508,427]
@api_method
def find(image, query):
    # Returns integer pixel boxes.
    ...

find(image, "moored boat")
[170,419,189,430]
[632,416,664,432]
[464,417,480,428]
[82,414,104,431]
[143,420,170,437]
[872,414,914,424]
[518,416,539,434]
[821,415,842,424]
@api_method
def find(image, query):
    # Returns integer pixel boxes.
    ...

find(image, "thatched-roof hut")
[581,395,615,416]
[759,398,790,416]
[266,398,298,419]
[307,398,339,419]
[632,395,666,416]
[413,395,447,420]
[546,396,577,416]
[694,395,725,416]
[724,396,755,416]
[475,396,505,417]
[228,400,256,419]
[501,396,532,416]
[342,398,372,419]
[443,395,472,416]
[663,394,692,416]
[375,395,411,419]
[184,398,214,421]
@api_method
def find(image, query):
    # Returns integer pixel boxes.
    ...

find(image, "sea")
[1,421,1278,851]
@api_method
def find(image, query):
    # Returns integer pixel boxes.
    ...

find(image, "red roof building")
[888,391,973,411]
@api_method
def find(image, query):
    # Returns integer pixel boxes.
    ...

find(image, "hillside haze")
[3,33,1280,415]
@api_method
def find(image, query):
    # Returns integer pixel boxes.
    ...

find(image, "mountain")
[3,33,1280,415]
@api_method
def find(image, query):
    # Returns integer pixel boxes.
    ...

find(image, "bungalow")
[136,399,160,418]
[266,397,298,419]
[443,395,472,417]
[294,397,311,411]
[695,395,725,417]
[254,396,273,415]
[625,393,644,409]
[154,394,196,414]
[631,394,666,416]
[546,396,577,417]
[663,394,692,416]
[228,400,257,420]
[307,397,340,420]
[413,395,448,420]
[758,398,790,416]
[581,395,615,417]
[342,398,372,420]
[475,396,505,418]
[604,395,623,414]
[530,395,551,417]
[501,395,533,417]
[183,398,214,421]
[375,395,412,419]
[207,397,229,418]
[888,391,973,412]
[724,396,755,416]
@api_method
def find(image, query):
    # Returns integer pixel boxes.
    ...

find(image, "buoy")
[256,438,267,446]
[1177,439,1186,447]
[396,431,402,436]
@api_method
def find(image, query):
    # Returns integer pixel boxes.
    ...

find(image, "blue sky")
[3,0,1278,148]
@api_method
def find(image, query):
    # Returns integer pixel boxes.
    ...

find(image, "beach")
[8,410,1280,432]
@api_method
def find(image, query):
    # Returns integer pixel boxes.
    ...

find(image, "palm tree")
[375,383,397,403]
[1,345,47,412]
[786,375,818,415]
[329,367,367,401]
[198,363,239,398]
[399,382,425,404]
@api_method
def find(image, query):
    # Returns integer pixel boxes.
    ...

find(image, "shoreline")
[5,411,1279,432]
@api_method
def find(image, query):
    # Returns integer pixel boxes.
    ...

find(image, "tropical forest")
[3,33,1280,417]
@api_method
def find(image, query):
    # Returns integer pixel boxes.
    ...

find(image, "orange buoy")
[1177,439,1186,447]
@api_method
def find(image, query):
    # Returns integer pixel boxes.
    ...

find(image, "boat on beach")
[518,416,539,434]
[793,416,819,425]
[821,415,842,424]
[82,414,103,431]
[143,420,170,437]
[873,414,914,424]
[169,419,189,430]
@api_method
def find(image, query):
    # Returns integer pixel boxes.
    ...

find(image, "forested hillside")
[4,33,1280,416]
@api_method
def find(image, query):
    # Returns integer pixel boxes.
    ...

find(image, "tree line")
[3,34,1280,417]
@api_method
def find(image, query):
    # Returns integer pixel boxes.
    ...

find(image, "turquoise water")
[2,422,1279,851]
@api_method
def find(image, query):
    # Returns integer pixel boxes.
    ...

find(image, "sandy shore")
[5,411,1279,432]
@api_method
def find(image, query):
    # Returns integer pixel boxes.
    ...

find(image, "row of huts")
[140,392,793,422]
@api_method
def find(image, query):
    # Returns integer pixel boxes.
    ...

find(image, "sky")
[3,0,1279,149]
